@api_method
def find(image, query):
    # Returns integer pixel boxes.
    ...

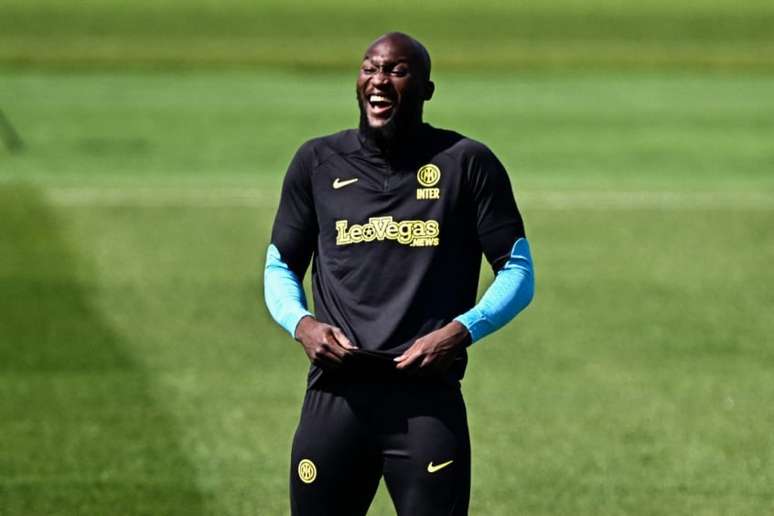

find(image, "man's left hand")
[394,320,469,373]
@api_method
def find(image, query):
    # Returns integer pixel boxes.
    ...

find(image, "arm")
[456,142,534,342]
[394,237,534,370]
[396,142,533,371]
[454,236,534,343]
[264,244,355,366]
[264,141,353,367]
[264,243,312,338]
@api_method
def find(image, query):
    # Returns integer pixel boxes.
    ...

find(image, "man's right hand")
[294,316,356,368]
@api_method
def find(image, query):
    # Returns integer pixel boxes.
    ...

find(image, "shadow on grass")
[0,183,207,515]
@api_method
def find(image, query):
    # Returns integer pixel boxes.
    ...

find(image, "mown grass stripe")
[0,183,209,515]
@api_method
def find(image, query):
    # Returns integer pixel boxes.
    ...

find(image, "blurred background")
[1,1,773,514]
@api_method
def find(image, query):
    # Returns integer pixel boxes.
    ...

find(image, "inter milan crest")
[417,164,441,187]
[416,164,441,200]
[298,459,317,484]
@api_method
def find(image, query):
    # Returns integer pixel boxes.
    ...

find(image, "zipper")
[383,164,393,191]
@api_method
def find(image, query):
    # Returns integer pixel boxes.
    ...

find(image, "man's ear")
[423,80,435,101]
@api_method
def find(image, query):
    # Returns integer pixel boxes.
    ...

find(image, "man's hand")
[294,316,355,368]
[394,321,469,373]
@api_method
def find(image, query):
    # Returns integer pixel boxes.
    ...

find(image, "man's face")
[356,38,428,131]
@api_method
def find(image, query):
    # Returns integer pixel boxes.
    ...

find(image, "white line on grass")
[43,186,774,210]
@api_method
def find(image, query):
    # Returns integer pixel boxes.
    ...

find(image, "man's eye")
[392,69,408,77]
[362,67,376,75]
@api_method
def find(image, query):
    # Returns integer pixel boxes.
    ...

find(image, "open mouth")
[367,94,395,118]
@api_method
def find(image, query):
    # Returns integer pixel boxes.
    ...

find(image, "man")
[264,32,534,515]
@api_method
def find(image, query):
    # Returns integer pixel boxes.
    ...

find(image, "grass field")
[1,3,774,514]
[1,69,773,515]
[2,0,774,69]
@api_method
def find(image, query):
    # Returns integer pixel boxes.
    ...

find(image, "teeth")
[369,95,392,104]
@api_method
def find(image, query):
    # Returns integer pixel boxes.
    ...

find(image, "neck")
[358,117,424,157]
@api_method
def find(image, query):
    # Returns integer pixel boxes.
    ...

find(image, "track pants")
[289,378,471,515]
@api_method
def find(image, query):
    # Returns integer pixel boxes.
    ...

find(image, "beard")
[356,90,422,152]
[358,105,399,147]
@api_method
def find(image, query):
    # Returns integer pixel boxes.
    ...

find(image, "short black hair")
[368,32,432,81]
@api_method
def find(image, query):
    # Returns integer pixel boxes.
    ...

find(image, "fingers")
[324,331,351,360]
[309,341,344,368]
[307,327,353,368]
[394,344,423,370]
[331,327,356,350]
[394,335,458,372]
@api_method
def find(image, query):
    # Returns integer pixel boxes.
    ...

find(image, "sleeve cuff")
[454,311,494,344]
[285,309,313,339]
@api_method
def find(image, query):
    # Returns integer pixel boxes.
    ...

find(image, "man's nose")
[372,70,389,85]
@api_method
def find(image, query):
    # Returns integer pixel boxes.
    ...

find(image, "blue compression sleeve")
[454,237,535,344]
[264,244,312,337]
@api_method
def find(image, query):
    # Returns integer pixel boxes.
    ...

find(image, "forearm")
[264,244,312,337]
[454,237,534,343]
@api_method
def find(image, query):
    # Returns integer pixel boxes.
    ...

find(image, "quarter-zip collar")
[357,123,431,169]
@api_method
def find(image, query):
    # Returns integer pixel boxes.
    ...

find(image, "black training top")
[270,124,525,385]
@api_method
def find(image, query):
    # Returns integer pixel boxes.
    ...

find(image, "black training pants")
[289,378,471,515]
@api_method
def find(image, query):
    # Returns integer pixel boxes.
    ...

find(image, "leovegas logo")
[335,216,439,247]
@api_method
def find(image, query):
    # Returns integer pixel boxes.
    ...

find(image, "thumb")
[331,327,355,349]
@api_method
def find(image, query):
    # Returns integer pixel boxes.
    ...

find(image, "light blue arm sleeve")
[264,244,313,338]
[454,237,535,344]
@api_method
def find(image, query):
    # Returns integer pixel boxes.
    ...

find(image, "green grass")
[2,71,773,190]
[2,0,774,69]
[0,186,207,515]
[1,70,774,515]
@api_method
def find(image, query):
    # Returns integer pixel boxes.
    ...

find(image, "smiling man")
[264,32,535,515]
